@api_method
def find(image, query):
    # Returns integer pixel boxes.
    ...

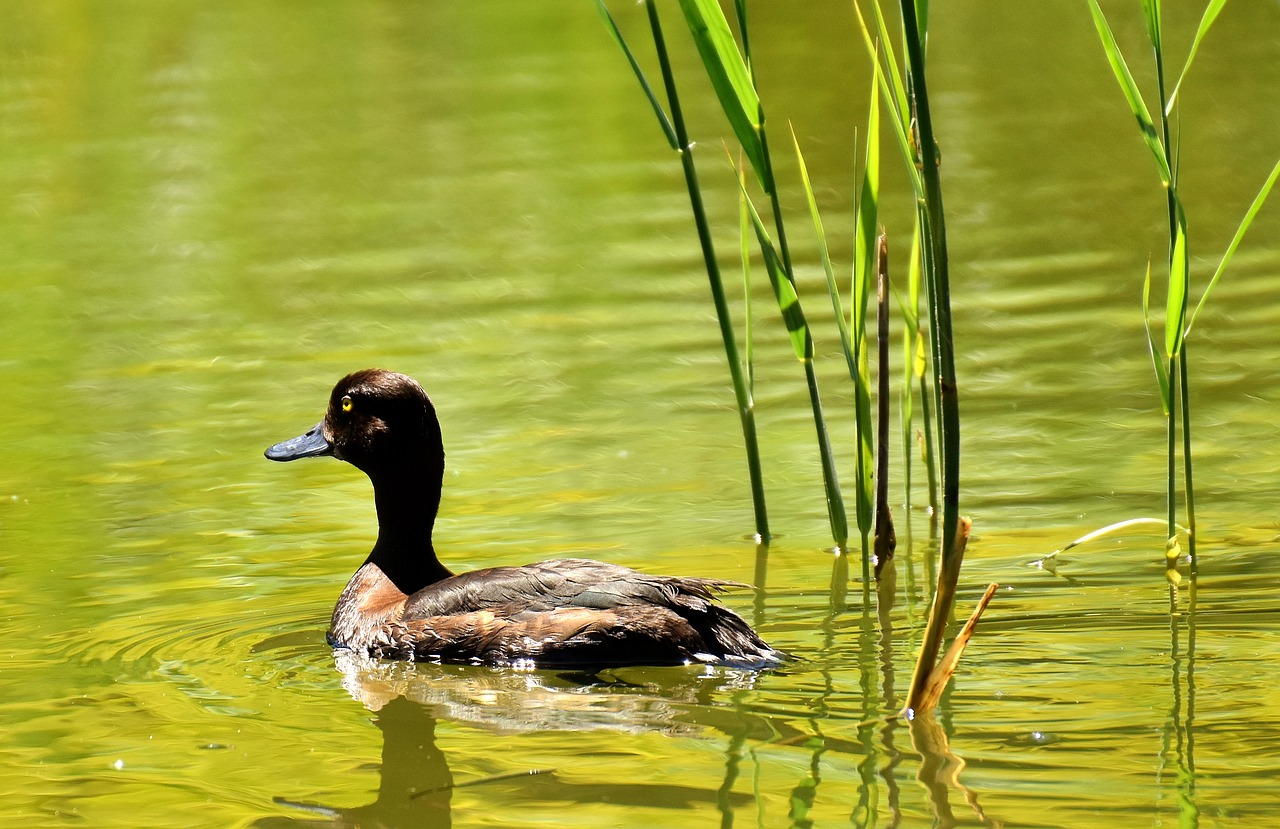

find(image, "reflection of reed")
[874,558,903,826]
[716,732,747,829]
[1163,571,1198,824]
[752,540,770,631]
[782,552,847,828]
[754,513,994,828]
[853,587,881,828]
[908,713,998,827]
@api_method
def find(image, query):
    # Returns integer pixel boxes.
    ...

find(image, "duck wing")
[389,559,781,669]
[402,558,739,617]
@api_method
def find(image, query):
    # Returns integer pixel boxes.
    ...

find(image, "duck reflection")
[255,694,454,828]
[255,652,762,828]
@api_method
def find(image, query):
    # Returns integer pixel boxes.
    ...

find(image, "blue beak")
[265,421,333,462]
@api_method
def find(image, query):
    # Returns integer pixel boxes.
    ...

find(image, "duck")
[265,369,784,670]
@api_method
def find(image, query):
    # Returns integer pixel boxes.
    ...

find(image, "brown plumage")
[266,369,785,669]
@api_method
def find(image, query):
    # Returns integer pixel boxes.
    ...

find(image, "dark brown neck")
[364,456,453,595]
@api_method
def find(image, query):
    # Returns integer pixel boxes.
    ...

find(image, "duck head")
[265,369,444,476]
[266,369,451,593]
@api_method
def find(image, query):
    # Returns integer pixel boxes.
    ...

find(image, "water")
[3,1,1280,826]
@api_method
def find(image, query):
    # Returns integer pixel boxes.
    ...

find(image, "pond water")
[3,1,1280,826]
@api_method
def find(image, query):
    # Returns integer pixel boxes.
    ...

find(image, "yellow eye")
[341,395,353,413]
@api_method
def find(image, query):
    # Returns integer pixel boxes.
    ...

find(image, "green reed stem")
[1178,347,1196,564]
[738,178,847,550]
[749,69,846,551]
[918,372,939,520]
[653,7,772,541]
[736,1,847,552]
[900,0,962,712]
[853,66,883,569]
[699,0,846,550]
[852,0,942,527]
[1151,6,1200,569]
[898,220,917,513]
[738,162,756,396]
[1147,1,1190,553]
[908,218,939,519]
[1092,2,1275,583]
[873,231,897,575]
[599,0,772,540]
[905,42,958,563]
[1166,354,1178,539]
[793,129,863,559]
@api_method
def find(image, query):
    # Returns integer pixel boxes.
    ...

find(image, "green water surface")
[3,2,1280,826]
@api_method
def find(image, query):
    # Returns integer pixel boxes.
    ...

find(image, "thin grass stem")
[1149,1,1191,551]
[629,0,771,540]
[738,159,756,395]
[898,230,919,513]
[900,0,959,576]
[899,0,963,708]
[852,61,883,568]
[738,178,848,549]
[917,371,939,519]
[1166,354,1177,540]
[700,2,846,550]
[873,230,897,576]
[793,126,856,381]
[1178,347,1196,565]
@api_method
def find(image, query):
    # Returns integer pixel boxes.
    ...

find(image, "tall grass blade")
[793,120,871,561]
[731,0,750,68]
[1178,348,1197,565]
[740,186,810,362]
[739,178,848,548]
[1142,260,1172,415]
[1186,155,1280,336]
[595,1,678,150]
[852,340,875,561]
[892,0,965,706]
[1087,0,1173,185]
[1165,353,1178,538]
[917,363,938,518]
[1140,0,1162,56]
[854,63,882,342]
[898,223,919,509]
[601,0,771,540]
[900,0,960,570]
[737,158,756,394]
[793,127,864,552]
[850,1,922,196]
[723,1,793,285]
[1165,203,1188,357]
[792,127,855,379]
[1166,0,1229,115]
[870,0,912,132]
[901,218,937,515]
[676,0,767,188]
[854,62,883,562]
[854,7,938,524]
[873,231,897,575]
